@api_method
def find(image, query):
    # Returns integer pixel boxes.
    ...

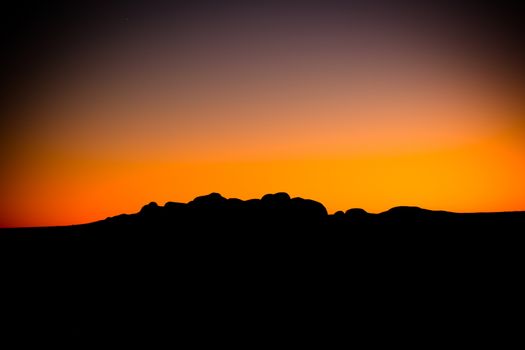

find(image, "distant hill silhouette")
[1,192,523,341]
[2,192,523,236]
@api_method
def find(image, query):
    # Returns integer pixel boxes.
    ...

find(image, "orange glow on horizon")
[2,129,525,228]
[2,6,525,228]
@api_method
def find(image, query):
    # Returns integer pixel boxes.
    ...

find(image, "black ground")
[1,192,523,343]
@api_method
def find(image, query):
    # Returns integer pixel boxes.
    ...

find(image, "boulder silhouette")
[261,192,291,203]
[290,197,328,219]
[139,201,160,216]
[333,210,345,218]
[345,208,368,218]
[189,192,227,208]
[382,206,429,216]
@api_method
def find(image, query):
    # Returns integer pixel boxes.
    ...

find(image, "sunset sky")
[2,1,524,227]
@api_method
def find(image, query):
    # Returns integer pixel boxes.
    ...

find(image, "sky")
[1,1,525,227]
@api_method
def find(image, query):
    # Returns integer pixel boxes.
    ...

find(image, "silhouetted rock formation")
[345,208,369,222]
[345,208,368,217]
[2,192,524,236]
[1,192,523,340]
[139,201,160,215]
[189,192,227,208]
[86,192,332,234]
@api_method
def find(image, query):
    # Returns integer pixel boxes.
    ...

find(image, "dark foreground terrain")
[1,193,523,343]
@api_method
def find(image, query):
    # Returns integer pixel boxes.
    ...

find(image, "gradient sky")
[2,1,525,227]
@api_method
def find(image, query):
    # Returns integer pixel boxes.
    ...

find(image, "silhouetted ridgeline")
[2,192,525,236]
[1,193,523,341]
